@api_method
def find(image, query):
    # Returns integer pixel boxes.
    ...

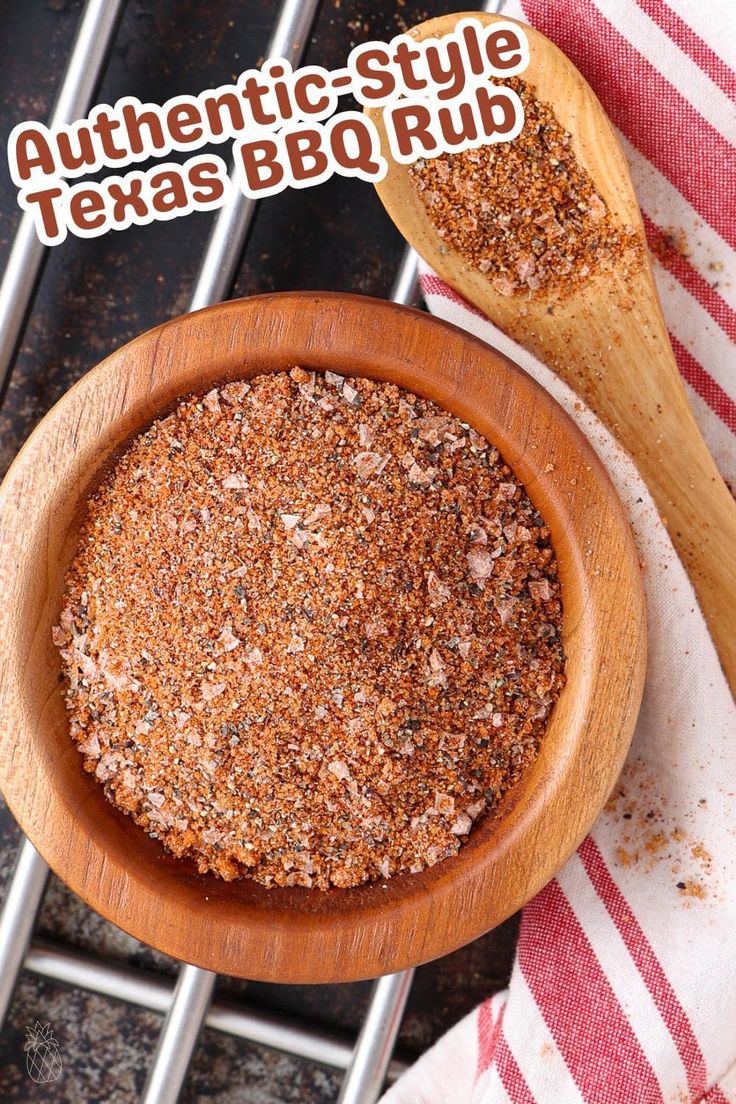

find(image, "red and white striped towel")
[381,2,736,1101]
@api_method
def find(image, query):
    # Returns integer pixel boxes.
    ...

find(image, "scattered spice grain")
[410,78,644,299]
[605,758,715,904]
[55,369,565,890]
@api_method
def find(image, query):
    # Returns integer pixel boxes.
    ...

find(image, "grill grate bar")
[337,970,415,1104]
[24,937,407,1081]
[140,966,217,1104]
[189,0,322,311]
[0,841,48,1024]
[0,0,126,398]
[389,249,421,308]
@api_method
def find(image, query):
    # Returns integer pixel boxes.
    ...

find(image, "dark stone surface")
[0,2,518,1100]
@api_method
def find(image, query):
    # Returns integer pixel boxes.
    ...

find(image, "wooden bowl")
[0,293,646,984]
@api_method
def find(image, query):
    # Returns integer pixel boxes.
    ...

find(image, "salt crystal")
[354,451,387,479]
[429,649,444,673]
[426,570,451,605]
[202,389,221,413]
[95,752,117,782]
[466,799,486,820]
[450,813,473,835]
[529,579,552,601]
[434,791,455,816]
[426,649,448,689]
[78,733,101,758]
[221,381,250,404]
[222,473,249,490]
[516,254,537,281]
[303,503,331,527]
[492,275,515,296]
[358,423,373,447]
[290,527,310,550]
[217,625,241,652]
[408,462,431,486]
[495,598,517,625]
[101,665,130,691]
[342,381,360,406]
[201,681,226,701]
[588,193,606,220]
[467,548,494,581]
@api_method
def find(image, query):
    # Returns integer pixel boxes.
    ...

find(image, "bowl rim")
[0,291,646,982]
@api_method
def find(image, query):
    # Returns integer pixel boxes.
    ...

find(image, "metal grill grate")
[0,1,502,1100]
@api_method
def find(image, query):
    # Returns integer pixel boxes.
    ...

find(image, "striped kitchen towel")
[381,1,736,1101]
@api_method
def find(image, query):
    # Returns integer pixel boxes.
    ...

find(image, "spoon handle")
[519,273,736,697]
[629,389,736,694]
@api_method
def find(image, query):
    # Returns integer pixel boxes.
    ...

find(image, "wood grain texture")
[0,293,645,983]
[368,11,736,698]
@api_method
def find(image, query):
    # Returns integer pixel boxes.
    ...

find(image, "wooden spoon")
[368,11,736,696]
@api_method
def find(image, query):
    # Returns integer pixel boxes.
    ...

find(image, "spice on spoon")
[410,77,644,299]
[54,369,565,890]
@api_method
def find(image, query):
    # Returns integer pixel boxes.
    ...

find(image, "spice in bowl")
[54,369,565,890]
[409,77,644,299]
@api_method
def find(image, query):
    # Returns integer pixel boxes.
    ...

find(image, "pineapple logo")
[24,1021,63,1084]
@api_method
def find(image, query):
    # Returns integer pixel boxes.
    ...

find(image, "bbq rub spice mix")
[55,370,565,890]
[410,77,644,300]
